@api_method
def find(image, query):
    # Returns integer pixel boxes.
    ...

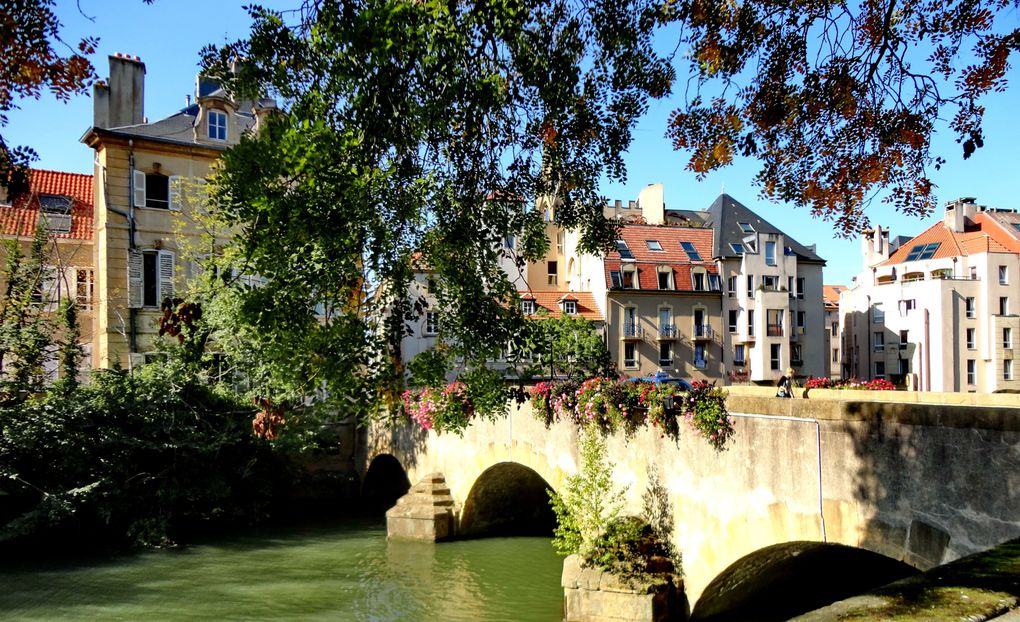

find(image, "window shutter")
[168,175,182,211]
[133,169,146,208]
[158,250,175,303]
[128,249,143,308]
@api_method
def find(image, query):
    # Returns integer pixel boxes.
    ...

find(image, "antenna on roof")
[720,183,726,195]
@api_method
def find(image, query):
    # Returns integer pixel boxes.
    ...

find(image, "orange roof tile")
[881,218,1020,267]
[1,169,93,241]
[604,224,718,292]
[823,285,846,309]
[975,211,1020,254]
[520,290,603,322]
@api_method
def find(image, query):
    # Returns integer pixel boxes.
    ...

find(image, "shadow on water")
[690,541,918,622]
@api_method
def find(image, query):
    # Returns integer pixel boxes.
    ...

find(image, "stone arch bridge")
[357,387,1020,604]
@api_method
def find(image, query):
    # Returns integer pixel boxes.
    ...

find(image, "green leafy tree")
[519,312,614,381]
[198,0,671,417]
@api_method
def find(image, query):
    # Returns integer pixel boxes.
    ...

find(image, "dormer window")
[622,265,638,289]
[521,299,536,315]
[692,268,707,291]
[657,266,673,290]
[562,299,577,315]
[38,194,72,233]
[209,110,228,141]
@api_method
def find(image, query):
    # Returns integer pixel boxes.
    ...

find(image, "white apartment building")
[839,198,1020,392]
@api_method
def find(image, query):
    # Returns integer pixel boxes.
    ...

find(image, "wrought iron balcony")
[657,325,678,340]
[622,323,643,340]
[692,324,714,341]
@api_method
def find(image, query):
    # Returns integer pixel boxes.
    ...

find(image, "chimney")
[861,225,889,267]
[944,197,977,232]
[637,183,665,225]
[103,53,145,128]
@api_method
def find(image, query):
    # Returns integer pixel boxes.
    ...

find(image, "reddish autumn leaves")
[664,0,1020,235]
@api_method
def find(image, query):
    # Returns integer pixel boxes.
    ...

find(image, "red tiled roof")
[823,284,845,310]
[882,218,1020,267]
[1,169,93,241]
[976,211,1020,254]
[604,224,718,291]
[520,290,603,322]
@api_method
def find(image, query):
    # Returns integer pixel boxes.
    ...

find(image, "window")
[728,310,738,333]
[796,277,805,299]
[970,266,978,280]
[38,194,72,233]
[767,309,784,336]
[899,329,909,348]
[966,328,976,350]
[966,297,976,319]
[556,231,565,255]
[900,299,916,314]
[738,222,755,233]
[761,275,778,291]
[1000,265,1009,285]
[765,241,776,265]
[873,331,884,351]
[694,343,707,368]
[1014,223,1020,233]
[770,343,781,370]
[133,170,181,210]
[788,276,794,297]
[624,342,637,368]
[692,270,706,291]
[872,304,884,324]
[646,240,663,251]
[791,343,802,364]
[708,274,721,291]
[898,359,909,375]
[904,243,940,261]
[874,361,885,379]
[967,359,976,385]
[658,308,674,337]
[730,243,745,255]
[1006,359,1014,381]
[547,261,558,285]
[734,344,746,366]
[129,249,174,308]
[658,267,673,290]
[727,276,736,297]
[797,311,805,330]
[1005,327,1013,349]
[747,310,755,336]
[832,348,840,363]
[504,235,515,250]
[610,271,622,288]
[831,322,838,337]
[623,307,639,338]
[1000,296,1009,316]
[746,274,754,297]
[659,342,672,367]
[76,268,94,310]
[681,241,703,261]
[208,110,228,140]
[424,312,440,336]
[615,239,633,259]
[521,299,536,314]
[563,300,577,315]
[622,266,638,289]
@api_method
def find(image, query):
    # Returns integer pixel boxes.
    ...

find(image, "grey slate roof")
[97,103,257,149]
[700,193,825,262]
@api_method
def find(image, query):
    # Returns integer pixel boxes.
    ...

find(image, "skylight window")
[1013,223,1020,233]
[738,222,755,233]
[39,194,72,214]
[680,241,703,261]
[616,240,634,259]
[646,240,663,251]
[730,243,745,254]
[905,243,940,261]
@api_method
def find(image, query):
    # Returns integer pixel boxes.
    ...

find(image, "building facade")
[840,198,1020,392]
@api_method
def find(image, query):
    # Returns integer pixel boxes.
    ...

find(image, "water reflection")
[0,520,564,622]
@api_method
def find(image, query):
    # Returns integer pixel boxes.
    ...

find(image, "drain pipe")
[729,411,827,543]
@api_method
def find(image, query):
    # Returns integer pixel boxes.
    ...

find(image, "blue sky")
[7,0,1020,287]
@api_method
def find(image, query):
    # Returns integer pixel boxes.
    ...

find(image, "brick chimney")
[93,53,145,129]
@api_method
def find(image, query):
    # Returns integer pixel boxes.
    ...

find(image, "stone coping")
[723,387,1020,432]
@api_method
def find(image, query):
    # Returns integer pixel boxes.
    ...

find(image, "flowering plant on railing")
[529,381,554,419]
[637,382,683,442]
[402,381,475,435]
[677,381,734,451]
[805,377,896,391]
[574,376,629,429]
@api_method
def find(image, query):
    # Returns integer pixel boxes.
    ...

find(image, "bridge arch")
[361,453,410,511]
[459,462,556,538]
[690,541,918,622]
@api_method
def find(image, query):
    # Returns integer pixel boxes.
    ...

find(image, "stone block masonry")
[386,473,455,541]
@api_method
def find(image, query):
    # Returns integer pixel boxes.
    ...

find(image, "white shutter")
[133,169,146,208]
[168,175,182,211]
[128,249,143,308]
[158,250,175,303]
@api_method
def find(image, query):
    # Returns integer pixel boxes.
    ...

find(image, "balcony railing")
[622,323,643,339]
[693,324,714,340]
[694,358,707,369]
[658,358,673,367]
[657,325,678,339]
[766,323,784,337]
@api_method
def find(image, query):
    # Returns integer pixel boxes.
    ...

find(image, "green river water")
[0,519,565,621]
